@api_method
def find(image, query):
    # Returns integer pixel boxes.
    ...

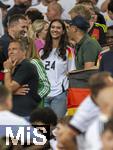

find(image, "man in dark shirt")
[0,14,28,71]
[99,50,113,76]
[3,39,41,116]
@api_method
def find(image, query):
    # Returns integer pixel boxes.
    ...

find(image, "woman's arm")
[31,59,50,99]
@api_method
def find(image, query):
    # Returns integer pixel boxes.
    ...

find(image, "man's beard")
[15,31,27,39]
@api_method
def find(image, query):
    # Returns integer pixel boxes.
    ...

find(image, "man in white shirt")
[0,85,30,139]
[70,95,100,133]
[85,86,113,150]
[57,72,113,149]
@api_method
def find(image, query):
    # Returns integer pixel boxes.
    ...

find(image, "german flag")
[67,67,98,115]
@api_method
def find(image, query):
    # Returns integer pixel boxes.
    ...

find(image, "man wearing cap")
[68,15,102,70]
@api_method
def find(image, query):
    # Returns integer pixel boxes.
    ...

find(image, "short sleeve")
[13,61,37,85]
[83,40,101,63]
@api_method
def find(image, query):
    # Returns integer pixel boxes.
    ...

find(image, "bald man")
[46,2,63,21]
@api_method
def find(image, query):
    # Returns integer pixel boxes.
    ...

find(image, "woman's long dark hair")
[41,19,69,61]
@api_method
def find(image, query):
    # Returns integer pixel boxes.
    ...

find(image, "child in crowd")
[30,107,57,126]
[30,107,58,149]
[50,116,78,150]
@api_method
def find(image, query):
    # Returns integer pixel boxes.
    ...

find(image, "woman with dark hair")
[39,19,76,118]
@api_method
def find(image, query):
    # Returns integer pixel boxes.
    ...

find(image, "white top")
[30,2,48,13]
[50,139,57,150]
[0,9,4,37]
[61,11,71,20]
[58,0,75,20]
[0,110,47,144]
[40,47,75,97]
[1,0,14,9]
[96,0,106,9]
[31,0,40,6]
[85,117,102,150]
[58,0,76,13]
[70,96,100,133]
[0,110,30,125]
[85,114,108,150]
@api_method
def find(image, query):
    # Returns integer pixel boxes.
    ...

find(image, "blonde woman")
[32,19,49,53]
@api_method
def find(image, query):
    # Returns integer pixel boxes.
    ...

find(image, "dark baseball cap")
[0,1,10,9]
[68,15,90,32]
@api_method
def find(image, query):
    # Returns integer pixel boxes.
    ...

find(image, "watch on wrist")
[3,69,11,73]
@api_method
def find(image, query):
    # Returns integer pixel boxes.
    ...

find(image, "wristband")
[3,69,11,73]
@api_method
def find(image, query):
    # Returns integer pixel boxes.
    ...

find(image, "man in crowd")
[85,85,113,149]
[45,2,63,21]
[0,85,47,149]
[99,49,113,76]
[3,0,30,28]
[3,39,41,117]
[57,72,113,149]
[68,15,102,69]
[0,14,28,72]
[0,85,29,125]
